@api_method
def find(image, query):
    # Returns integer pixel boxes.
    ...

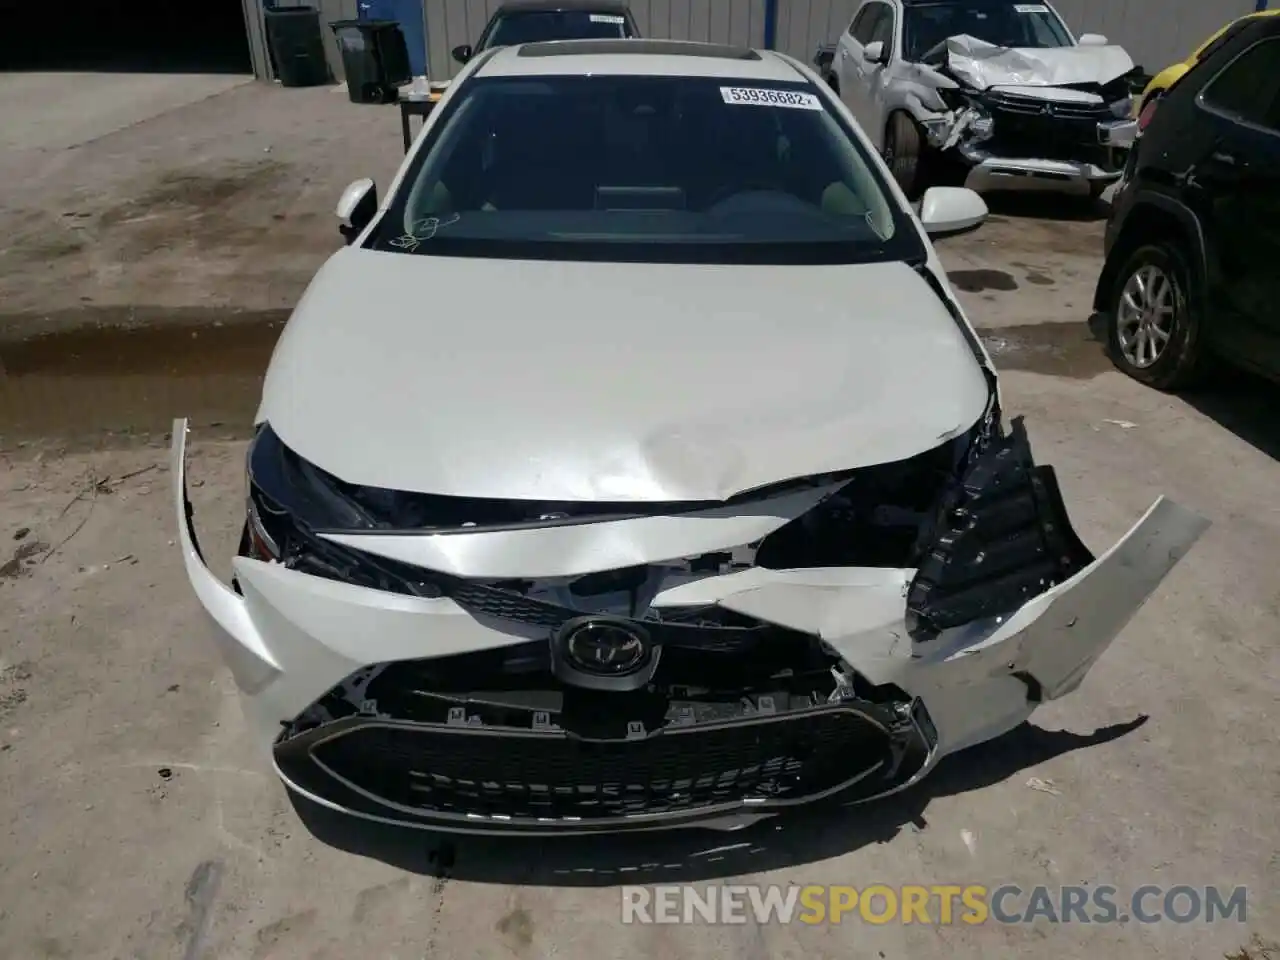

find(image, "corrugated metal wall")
[775,0,857,65]
[1048,0,1256,72]
[423,0,767,79]
[249,0,1265,83]
[772,0,1259,73]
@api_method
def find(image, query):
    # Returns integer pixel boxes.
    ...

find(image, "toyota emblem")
[560,619,650,676]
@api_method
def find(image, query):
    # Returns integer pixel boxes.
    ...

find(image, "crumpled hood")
[259,248,991,502]
[944,34,1135,90]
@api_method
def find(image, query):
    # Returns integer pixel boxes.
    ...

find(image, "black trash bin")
[264,6,331,87]
[330,19,412,104]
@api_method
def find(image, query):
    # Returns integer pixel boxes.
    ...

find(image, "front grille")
[981,92,1119,168]
[276,645,938,830]
[304,707,894,823]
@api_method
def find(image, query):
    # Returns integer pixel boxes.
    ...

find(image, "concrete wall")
[423,0,767,79]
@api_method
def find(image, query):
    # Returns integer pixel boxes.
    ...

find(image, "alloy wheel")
[1116,263,1177,368]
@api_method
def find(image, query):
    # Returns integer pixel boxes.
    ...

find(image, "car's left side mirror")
[452,44,472,64]
[336,178,377,245]
[919,186,987,239]
[1078,33,1108,46]
[863,40,887,64]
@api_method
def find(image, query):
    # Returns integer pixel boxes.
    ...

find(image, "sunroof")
[516,39,762,59]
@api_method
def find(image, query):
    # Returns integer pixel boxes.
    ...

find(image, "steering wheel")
[705,180,784,209]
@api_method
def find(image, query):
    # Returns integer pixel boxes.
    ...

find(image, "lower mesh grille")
[305,708,892,823]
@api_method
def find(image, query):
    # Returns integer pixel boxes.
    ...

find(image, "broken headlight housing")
[967,102,995,141]
[935,84,968,111]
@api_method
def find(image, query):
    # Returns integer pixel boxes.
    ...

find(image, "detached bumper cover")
[174,421,1208,834]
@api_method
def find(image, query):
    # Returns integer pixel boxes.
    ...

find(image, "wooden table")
[398,93,441,153]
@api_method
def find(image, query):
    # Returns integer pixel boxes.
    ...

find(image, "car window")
[1200,37,1280,132]
[848,5,876,39]
[852,4,886,44]
[902,1,1072,62]
[482,10,634,49]
[372,75,923,266]
[869,5,895,48]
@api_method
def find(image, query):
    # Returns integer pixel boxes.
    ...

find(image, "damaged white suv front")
[824,0,1141,197]
[174,39,1203,835]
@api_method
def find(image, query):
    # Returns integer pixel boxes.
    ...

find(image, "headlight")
[1110,96,1135,118]
[968,104,995,141]
[935,84,968,111]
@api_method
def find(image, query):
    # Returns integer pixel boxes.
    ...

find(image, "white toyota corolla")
[174,38,1206,835]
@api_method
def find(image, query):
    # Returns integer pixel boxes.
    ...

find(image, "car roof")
[494,0,632,14]
[474,39,808,81]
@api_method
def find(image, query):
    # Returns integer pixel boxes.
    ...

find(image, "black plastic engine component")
[905,416,1095,641]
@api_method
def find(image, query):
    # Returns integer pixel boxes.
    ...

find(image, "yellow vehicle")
[1136,8,1280,114]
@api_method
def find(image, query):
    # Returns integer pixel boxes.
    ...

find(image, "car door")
[836,1,888,137]
[858,3,897,151]
[1187,35,1280,374]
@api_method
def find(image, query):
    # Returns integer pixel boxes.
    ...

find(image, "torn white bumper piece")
[174,420,1207,834]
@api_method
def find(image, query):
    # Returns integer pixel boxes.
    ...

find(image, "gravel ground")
[0,74,1276,960]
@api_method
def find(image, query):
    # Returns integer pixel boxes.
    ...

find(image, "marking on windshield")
[1013,3,1050,12]
[589,13,625,23]
[390,213,461,252]
[719,87,823,110]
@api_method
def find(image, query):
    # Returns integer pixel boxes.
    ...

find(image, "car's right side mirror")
[919,186,987,239]
[452,44,472,64]
[336,178,377,245]
[1078,33,1108,46]
[863,40,887,64]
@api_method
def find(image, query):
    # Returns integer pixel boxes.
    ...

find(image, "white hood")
[944,34,1135,90]
[259,249,991,502]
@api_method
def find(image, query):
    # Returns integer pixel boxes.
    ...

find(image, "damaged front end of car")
[909,36,1142,191]
[174,390,1207,834]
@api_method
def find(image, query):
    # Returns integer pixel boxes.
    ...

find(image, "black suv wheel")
[1105,241,1205,390]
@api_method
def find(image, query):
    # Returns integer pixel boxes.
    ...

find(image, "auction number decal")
[719,87,823,110]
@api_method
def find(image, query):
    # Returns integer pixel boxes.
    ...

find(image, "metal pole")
[764,0,778,49]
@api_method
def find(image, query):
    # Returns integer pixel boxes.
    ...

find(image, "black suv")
[1093,14,1280,390]
[451,1,639,66]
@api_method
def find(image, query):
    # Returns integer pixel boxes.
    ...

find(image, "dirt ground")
[0,75,1277,960]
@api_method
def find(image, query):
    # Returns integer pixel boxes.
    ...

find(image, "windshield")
[482,10,635,48]
[371,74,919,265]
[903,1,1072,61]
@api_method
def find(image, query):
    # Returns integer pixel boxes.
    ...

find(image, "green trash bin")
[264,7,331,87]
[330,19,412,104]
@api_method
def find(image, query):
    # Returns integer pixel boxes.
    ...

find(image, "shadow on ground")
[1086,312,1280,462]
[1181,372,1280,463]
[292,716,1148,887]
[983,191,1110,223]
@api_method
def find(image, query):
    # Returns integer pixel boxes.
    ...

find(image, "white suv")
[832,0,1139,197]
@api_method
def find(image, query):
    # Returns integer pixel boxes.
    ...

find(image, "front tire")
[883,112,925,199]
[1106,242,1204,390]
